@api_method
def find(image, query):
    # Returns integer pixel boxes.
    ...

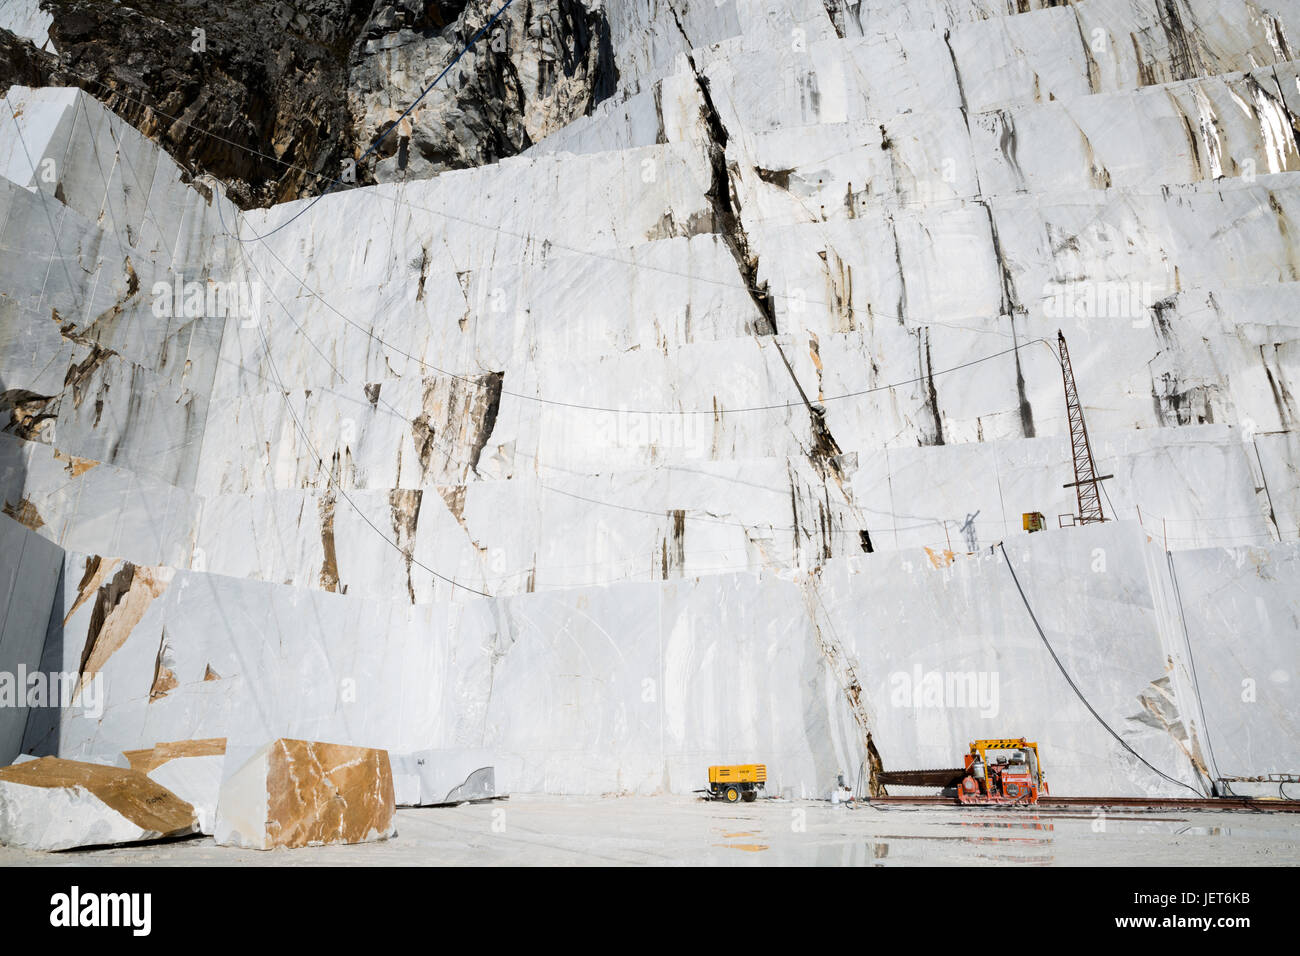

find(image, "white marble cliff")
[0,0,1297,801]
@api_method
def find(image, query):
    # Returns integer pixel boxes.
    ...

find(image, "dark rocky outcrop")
[0,0,616,206]
[0,26,58,96]
[349,0,618,181]
[35,0,373,208]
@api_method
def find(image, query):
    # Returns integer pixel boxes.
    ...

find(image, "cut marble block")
[122,738,226,835]
[390,749,498,807]
[214,739,396,849]
[0,757,197,850]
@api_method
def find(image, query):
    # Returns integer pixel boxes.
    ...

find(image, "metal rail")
[867,795,1300,812]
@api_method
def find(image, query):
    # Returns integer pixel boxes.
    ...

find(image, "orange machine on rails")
[957,739,1047,805]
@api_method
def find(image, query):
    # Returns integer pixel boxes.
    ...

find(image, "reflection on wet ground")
[3,796,1297,866]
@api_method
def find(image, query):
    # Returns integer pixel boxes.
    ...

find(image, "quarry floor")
[2,795,1298,866]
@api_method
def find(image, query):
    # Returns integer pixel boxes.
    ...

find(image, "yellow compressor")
[708,764,766,802]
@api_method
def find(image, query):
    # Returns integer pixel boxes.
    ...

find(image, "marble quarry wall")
[0,0,1297,798]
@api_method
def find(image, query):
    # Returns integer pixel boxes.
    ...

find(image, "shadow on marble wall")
[0,369,63,763]
[18,554,64,760]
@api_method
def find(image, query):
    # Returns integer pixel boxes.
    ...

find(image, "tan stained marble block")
[0,757,198,850]
[215,739,396,849]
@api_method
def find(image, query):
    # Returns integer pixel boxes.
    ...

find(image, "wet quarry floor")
[3,795,1299,865]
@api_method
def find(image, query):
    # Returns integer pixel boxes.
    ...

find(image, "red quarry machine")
[878,738,1047,806]
[875,739,1300,811]
[957,739,1047,805]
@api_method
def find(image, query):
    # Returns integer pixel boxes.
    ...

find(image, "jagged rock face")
[0,26,56,95]
[42,0,373,208]
[0,0,619,203]
[349,0,617,180]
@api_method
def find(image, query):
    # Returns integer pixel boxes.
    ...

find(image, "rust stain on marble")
[924,546,955,568]
[54,448,99,477]
[3,496,44,530]
[74,559,172,696]
[124,738,227,775]
[0,757,196,836]
[319,492,340,593]
[264,739,396,849]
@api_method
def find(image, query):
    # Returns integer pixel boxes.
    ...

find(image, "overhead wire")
[19,6,1300,754]
[227,216,492,595]
[21,86,494,606]
[60,60,1039,334]
[217,185,1053,555]
[30,87,498,599]
[44,53,1283,591]
[1165,549,1227,795]
[12,133,1279,584]
[221,189,973,548]
[231,194,1048,414]
[997,541,1204,797]
[6,84,492,704]
[3,92,86,320]
[157,221,1296,582]
[223,196,921,587]
[248,308,491,596]
[103,113,361,737]
[16,68,1300,810]
[203,101,1056,569]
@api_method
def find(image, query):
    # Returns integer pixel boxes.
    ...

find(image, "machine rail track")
[867,795,1300,812]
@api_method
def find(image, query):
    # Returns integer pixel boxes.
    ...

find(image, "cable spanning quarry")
[221,208,1052,414]
[997,541,1202,797]
[215,199,1041,592]
[250,311,492,598]
[4,94,85,319]
[216,215,492,597]
[68,69,1033,330]
[17,81,496,601]
[220,199,985,568]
